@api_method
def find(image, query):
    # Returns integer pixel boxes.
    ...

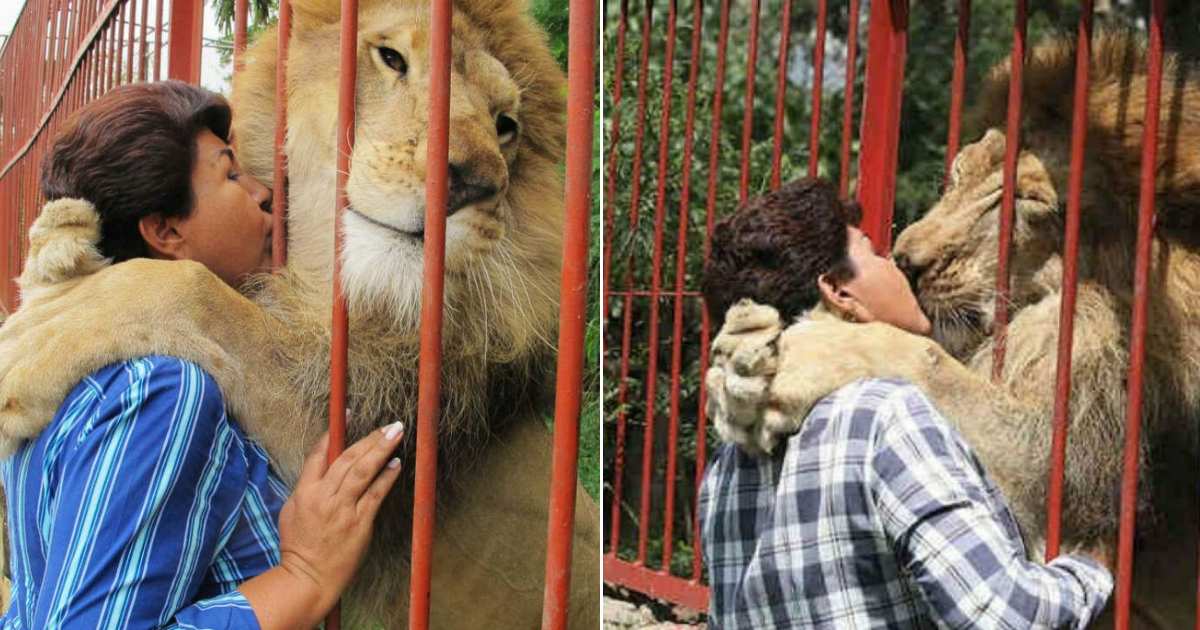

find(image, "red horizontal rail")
[604,555,709,613]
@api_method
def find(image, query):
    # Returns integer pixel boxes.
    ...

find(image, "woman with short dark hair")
[2,82,400,630]
[698,178,1112,629]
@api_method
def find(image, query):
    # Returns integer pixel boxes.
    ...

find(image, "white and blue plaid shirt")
[700,378,1112,629]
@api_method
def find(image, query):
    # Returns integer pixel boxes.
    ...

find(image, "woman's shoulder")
[57,355,235,444]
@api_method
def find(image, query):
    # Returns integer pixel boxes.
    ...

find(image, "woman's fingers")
[336,422,404,499]
[321,414,393,490]
[357,456,403,518]
[299,432,331,483]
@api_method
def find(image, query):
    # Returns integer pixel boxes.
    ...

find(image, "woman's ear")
[817,273,857,321]
[138,213,187,260]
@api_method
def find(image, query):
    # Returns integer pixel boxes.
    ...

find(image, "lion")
[707,32,1200,628]
[0,0,600,627]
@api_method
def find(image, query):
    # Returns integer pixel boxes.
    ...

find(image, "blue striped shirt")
[1,356,288,629]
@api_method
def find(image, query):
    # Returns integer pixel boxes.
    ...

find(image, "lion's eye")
[496,114,519,144]
[378,46,408,76]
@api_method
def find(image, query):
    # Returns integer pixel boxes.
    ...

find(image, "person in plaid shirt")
[698,178,1113,629]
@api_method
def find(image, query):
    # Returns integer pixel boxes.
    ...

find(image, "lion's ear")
[950,129,1007,189]
[291,0,342,26]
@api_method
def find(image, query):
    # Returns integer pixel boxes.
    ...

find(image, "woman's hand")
[240,422,404,630]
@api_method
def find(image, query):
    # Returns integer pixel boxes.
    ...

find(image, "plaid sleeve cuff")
[1051,554,1115,619]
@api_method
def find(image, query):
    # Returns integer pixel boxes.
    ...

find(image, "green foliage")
[603,0,1196,577]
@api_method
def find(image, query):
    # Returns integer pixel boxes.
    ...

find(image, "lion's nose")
[894,253,927,288]
[447,163,499,215]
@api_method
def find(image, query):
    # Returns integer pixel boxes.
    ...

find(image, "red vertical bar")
[107,14,117,91]
[638,0,679,568]
[855,0,908,253]
[125,0,135,82]
[233,0,248,69]
[153,0,163,80]
[167,0,202,82]
[540,0,595,623]
[663,0,703,574]
[139,0,149,80]
[1115,2,1165,626]
[601,0,628,329]
[694,0,730,581]
[944,0,970,185]
[769,0,792,189]
[807,0,827,178]
[53,0,69,93]
[1045,0,1092,562]
[115,3,125,85]
[326,0,358,626]
[738,0,760,203]
[271,0,291,269]
[409,0,451,626]
[838,0,860,197]
[608,0,654,556]
[991,0,1027,380]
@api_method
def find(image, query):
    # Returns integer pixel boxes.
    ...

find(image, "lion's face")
[892,130,1062,358]
[240,0,565,349]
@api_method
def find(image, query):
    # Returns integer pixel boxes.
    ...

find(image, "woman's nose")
[240,174,272,210]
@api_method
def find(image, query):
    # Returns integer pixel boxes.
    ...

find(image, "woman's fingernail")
[383,421,404,441]
[387,457,401,469]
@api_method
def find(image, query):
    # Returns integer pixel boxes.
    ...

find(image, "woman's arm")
[29,358,266,629]
[869,385,1112,630]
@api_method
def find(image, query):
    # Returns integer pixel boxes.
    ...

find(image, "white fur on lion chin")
[339,211,497,324]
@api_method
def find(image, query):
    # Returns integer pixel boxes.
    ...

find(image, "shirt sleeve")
[32,357,262,630]
[868,385,1113,630]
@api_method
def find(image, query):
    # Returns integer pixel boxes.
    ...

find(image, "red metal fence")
[0,0,595,628]
[602,1,1169,626]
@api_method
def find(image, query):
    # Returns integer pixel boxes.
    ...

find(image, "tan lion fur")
[709,32,1200,628]
[0,0,600,626]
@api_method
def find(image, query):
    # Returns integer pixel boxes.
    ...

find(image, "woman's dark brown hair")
[702,178,862,327]
[41,81,233,262]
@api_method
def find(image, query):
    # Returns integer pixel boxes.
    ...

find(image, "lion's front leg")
[966,282,1130,543]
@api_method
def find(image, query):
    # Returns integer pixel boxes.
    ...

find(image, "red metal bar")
[0,0,124,181]
[167,0,203,82]
[808,0,827,178]
[115,3,125,86]
[153,0,163,80]
[608,0,655,556]
[409,0,452,626]
[601,0,629,329]
[125,0,135,83]
[326,0,359,626]
[738,0,760,203]
[991,0,1027,381]
[855,0,908,252]
[638,0,679,568]
[540,0,595,623]
[693,0,730,581]
[234,0,248,68]
[1045,0,1092,562]
[838,0,860,197]
[944,0,970,185]
[139,0,149,80]
[770,0,792,189]
[106,13,116,91]
[662,0,703,573]
[271,0,291,270]
[1115,2,1165,626]
[604,556,709,612]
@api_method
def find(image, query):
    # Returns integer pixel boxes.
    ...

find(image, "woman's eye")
[379,47,408,76]
[229,171,241,181]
